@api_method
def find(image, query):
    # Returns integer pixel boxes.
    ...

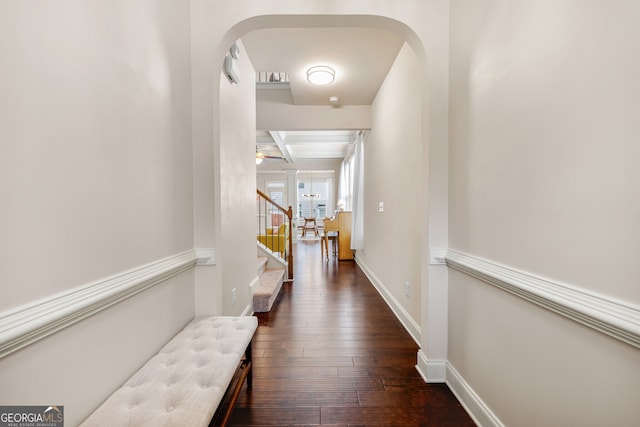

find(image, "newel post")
[286,205,293,279]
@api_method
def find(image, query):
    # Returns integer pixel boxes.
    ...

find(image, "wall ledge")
[0,250,198,359]
[446,249,640,349]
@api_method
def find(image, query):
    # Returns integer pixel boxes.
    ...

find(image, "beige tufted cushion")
[80,316,258,427]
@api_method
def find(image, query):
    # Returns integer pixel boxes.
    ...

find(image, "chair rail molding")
[446,249,640,349]
[0,249,198,359]
[195,247,216,266]
[429,248,447,265]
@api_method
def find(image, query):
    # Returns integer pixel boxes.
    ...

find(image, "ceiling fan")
[256,147,285,164]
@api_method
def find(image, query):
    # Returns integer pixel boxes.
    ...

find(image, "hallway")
[227,241,475,426]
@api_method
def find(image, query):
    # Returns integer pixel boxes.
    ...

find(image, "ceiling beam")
[269,131,294,163]
[281,134,354,144]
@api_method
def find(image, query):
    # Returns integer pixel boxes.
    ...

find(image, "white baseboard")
[0,250,198,359]
[447,362,504,427]
[249,275,260,292]
[355,255,421,345]
[246,276,260,315]
[446,249,640,349]
[241,304,253,316]
[416,349,446,383]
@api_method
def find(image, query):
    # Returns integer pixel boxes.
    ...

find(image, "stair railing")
[256,189,293,279]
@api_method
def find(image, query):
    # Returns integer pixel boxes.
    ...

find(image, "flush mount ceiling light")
[306,66,335,85]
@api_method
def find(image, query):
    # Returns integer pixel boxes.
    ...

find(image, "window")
[266,180,286,227]
[297,173,333,218]
[266,181,285,206]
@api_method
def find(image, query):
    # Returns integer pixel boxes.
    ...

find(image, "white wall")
[257,90,371,130]
[356,42,423,333]
[448,1,640,425]
[217,40,259,315]
[0,2,195,425]
[0,1,194,311]
[0,272,194,426]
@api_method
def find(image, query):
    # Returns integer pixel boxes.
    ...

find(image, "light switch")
[379,202,384,212]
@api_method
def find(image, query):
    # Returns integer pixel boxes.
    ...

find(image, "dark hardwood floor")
[228,240,475,426]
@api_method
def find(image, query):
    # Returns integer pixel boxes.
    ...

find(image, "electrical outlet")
[404,281,411,298]
[231,288,237,306]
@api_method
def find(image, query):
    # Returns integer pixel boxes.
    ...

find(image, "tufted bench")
[80,316,258,427]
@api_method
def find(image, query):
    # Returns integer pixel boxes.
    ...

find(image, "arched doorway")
[191,6,449,383]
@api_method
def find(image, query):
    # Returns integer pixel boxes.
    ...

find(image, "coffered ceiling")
[256,130,358,163]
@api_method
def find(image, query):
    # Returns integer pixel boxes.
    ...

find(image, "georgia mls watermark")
[0,406,63,427]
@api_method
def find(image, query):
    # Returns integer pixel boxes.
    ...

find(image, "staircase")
[253,257,285,313]
[256,189,294,279]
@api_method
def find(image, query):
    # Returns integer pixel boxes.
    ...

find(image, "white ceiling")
[256,130,358,162]
[242,27,403,163]
[242,27,403,106]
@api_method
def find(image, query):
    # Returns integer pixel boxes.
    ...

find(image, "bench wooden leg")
[211,340,254,427]
[218,362,250,427]
[246,340,253,390]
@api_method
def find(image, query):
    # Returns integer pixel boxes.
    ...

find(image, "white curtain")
[338,160,348,205]
[351,132,364,250]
